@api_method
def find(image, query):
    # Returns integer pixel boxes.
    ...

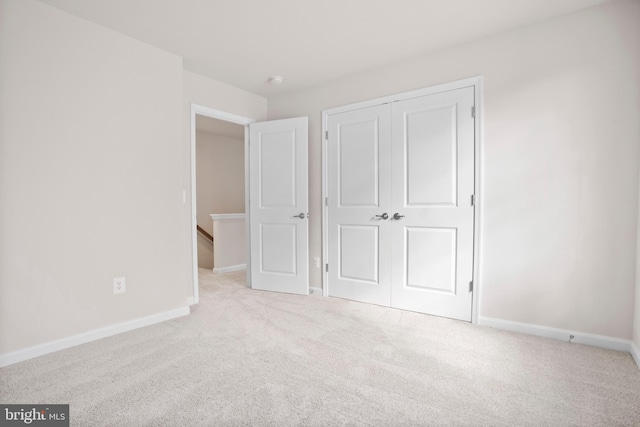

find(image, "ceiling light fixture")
[268,76,284,85]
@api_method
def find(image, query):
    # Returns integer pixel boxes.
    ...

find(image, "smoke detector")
[268,76,284,85]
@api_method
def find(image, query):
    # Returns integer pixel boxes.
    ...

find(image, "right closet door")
[327,86,475,322]
[390,87,475,321]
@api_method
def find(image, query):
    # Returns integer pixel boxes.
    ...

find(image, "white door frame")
[321,76,484,323]
[189,104,254,304]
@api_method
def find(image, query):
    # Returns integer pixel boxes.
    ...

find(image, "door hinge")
[325,130,329,140]
[325,263,329,272]
[469,281,473,292]
[471,194,475,206]
[471,106,476,118]
[325,197,329,207]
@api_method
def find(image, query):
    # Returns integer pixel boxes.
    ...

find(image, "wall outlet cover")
[113,277,126,294]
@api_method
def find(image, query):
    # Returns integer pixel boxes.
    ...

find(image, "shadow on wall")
[197,233,214,269]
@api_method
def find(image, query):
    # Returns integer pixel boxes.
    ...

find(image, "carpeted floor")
[1,269,639,426]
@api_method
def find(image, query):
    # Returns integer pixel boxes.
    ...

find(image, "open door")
[249,117,309,295]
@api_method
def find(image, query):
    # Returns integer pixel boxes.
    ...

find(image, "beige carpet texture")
[1,270,639,426]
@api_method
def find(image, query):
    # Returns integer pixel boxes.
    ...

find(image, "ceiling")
[37,0,613,97]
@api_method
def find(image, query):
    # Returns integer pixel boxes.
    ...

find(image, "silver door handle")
[393,213,405,220]
[375,213,389,220]
[293,213,306,219]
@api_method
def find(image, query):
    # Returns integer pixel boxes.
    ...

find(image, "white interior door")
[390,87,475,321]
[327,104,392,306]
[249,117,308,295]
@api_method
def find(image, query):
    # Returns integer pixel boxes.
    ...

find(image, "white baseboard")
[478,316,632,353]
[0,306,190,368]
[212,264,246,273]
[631,341,640,369]
[309,286,323,296]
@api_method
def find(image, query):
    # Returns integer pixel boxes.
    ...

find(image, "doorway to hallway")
[195,115,246,271]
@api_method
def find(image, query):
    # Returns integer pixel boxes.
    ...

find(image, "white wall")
[268,0,640,339]
[196,132,245,227]
[183,70,268,123]
[0,0,268,358]
[0,0,186,354]
[635,178,640,350]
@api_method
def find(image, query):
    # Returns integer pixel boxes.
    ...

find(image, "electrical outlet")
[313,257,320,269]
[113,277,126,294]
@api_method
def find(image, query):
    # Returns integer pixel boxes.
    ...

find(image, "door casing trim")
[189,104,254,304]
[321,76,484,324]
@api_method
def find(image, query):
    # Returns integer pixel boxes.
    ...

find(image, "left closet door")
[326,104,393,306]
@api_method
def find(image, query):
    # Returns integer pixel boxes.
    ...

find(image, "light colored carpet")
[1,269,639,426]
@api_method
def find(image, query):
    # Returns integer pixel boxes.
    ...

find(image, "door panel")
[338,120,380,207]
[250,117,308,295]
[405,227,457,293]
[259,130,297,208]
[405,105,457,207]
[327,105,392,306]
[339,225,379,284]
[260,223,297,275]
[391,87,475,321]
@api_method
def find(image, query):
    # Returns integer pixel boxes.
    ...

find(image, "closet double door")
[327,87,475,321]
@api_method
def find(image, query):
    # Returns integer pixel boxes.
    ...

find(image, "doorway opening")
[190,105,254,305]
[195,115,245,270]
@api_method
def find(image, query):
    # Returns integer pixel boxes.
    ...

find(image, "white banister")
[210,213,246,273]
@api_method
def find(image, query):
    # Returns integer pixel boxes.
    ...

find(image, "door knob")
[393,213,405,220]
[293,213,306,219]
[375,213,389,220]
